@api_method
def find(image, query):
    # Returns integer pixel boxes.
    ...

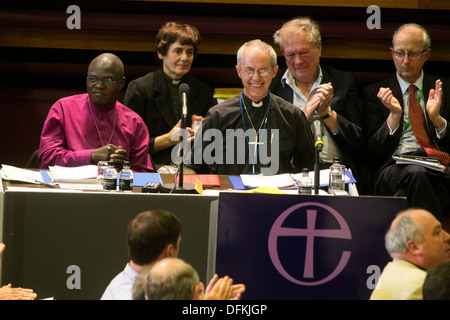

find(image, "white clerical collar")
[252,100,263,108]
[397,71,424,95]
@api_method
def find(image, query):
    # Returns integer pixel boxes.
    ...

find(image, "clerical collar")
[163,71,183,86]
[242,93,271,109]
[87,96,116,114]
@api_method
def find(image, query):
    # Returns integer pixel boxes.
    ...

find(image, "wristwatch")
[321,107,333,120]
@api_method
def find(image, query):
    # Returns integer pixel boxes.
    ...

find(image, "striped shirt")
[101,263,138,300]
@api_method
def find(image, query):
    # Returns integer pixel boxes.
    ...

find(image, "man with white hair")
[370,208,450,300]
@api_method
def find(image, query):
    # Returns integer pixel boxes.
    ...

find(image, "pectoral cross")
[248,135,264,174]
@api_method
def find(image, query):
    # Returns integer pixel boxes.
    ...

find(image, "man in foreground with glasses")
[362,23,450,221]
[38,53,154,172]
[270,17,363,184]
[184,39,315,175]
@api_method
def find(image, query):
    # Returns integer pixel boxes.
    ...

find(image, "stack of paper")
[240,173,296,189]
[393,155,445,172]
[1,164,44,184]
[233,170,356,191]
[49,165,98,183]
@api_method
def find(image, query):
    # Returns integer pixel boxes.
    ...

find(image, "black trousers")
[374,163,450,221]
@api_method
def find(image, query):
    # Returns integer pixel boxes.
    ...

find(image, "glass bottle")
[104,161,117,191]
[298,168,313,195]
[328,158,345,194]
[119,161,133,192]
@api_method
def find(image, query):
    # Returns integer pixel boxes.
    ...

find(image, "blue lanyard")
[239,93,271,173]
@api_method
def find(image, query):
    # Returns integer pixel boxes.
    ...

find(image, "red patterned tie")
[408,84,450,166]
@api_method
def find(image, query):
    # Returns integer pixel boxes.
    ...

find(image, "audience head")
[391,23,431,83]
[155,22,201,80]
[385,208,450,270]
[133,257,204,300]
[127,210,181,266]
[423,261,450,300]
[86,53,126,107]
[235,39,278,103]
[273,16,322,85]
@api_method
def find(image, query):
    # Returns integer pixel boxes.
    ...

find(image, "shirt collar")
[281,66,323,90]
[397,71,424,95]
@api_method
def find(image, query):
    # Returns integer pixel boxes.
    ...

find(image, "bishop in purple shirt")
[38,53,154,172]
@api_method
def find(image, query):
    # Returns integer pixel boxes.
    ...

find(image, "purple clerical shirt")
[38,93,154,172]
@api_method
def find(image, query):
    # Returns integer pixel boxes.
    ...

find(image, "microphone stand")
[314,143,322,195]
[313,113,324,195]
[161,84,197,194]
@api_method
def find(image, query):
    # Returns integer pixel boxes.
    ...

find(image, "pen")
[34,180,56,188]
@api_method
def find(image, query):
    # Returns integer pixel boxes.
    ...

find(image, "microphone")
[160,82,196,194]
[312,112,324,152]
[179,83,190,119]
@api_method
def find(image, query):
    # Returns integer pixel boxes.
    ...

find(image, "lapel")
[421,73,439,142]
[320,66,336,106]
[153,68,179,127]
[273,68,294,102]
[320,65,330,84]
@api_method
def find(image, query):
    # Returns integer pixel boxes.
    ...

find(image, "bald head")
[144,258,200,300]
[88,53,124,78]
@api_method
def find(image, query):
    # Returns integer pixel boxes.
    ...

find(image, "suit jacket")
[124,68,213,168]
[269,64,363,172]
[362,73,450,179]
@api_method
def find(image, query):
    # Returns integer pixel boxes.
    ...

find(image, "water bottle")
[104,161,117,191]
[119,161,134,192]
[298,168,313,195]
[96,160,108,190]
[328,158,345,194]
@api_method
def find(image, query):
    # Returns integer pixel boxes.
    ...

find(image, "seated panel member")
[38,53,154,172]
[270,16,363,177]
[124,22,213,173]
[185,39,315,175]
[362,23,450,220]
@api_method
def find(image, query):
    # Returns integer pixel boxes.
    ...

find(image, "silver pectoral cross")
[248,136,264,173]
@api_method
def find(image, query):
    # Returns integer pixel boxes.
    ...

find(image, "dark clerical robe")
[185,93,315,175]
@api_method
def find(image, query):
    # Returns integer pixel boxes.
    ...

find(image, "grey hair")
[143,258,199,300]
[236,39,278,69]
[385,210,425,255]
[392,23,431,50]
[273,16,322,52]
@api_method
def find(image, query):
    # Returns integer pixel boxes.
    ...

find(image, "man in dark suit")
[124,22,213,172]
[270,16,363,180]
[363,23,450,220]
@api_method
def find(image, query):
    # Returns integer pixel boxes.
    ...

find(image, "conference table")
[0,174,229,300]
[0,172,406,300]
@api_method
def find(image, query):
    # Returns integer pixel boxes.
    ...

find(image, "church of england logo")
[268,202,352,286]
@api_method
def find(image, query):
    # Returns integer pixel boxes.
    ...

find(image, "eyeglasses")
[241,68,272,77]
[86,76,118,87]
[392,49,427,59]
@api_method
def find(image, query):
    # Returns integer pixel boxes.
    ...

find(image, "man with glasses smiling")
[38,53,154,172]
[185,39,314,175]
[363,23,450,221]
